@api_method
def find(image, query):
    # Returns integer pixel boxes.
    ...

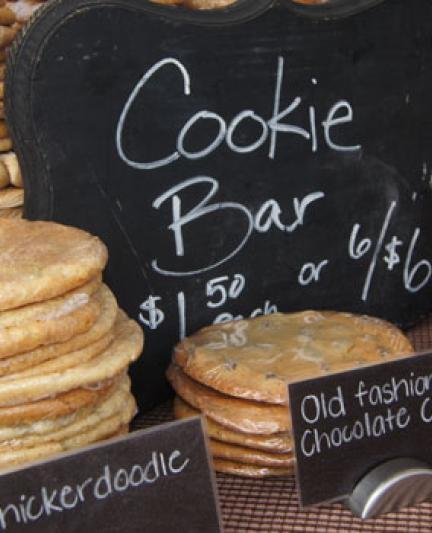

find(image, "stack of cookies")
[0,2,16,152]
[0,1,49,220]
[0,152,23,219]
[0,0,18,218]
[0,218,143,469]
[168,311,413,477]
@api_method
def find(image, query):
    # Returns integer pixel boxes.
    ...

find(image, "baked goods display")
[0,1,50,219]
[168,311,414,477]
[0,218,143,469]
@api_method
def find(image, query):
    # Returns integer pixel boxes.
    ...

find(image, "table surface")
[133,316,432,532]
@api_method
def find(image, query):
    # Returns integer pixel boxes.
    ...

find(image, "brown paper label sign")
[0,418,222,532]
[289,352,432,507]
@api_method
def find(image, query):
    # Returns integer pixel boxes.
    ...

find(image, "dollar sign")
[139,296,165,330]
[384,236,403,271]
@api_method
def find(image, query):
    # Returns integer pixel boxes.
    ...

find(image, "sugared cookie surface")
[0,218,143,469]
[174,311,414,404]
[0,219,108,310]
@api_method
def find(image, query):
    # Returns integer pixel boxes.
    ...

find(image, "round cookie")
[0,6,16,25]
[0,283,118,376]
[0,207,22,219]
[0,219,108,311]
[0,279,103,358]
[4,328,114,380]
[0,160,9,189]
[0,376,120,426]
[0,398,136,470]
[213,458,293,478]
[209,439,294,468]
[174,396,292,452]
[0,276,100,328]
[0,187,23,208]
[174,311,414,404]
[0,25,16,48]
[0,152,22,187]
[0,312,143,406]
[167,364,289,434]
[0,374,131,443]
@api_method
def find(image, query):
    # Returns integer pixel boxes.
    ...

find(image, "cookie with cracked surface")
[0,219,108,310]
[0,393,136,469]
[0,375,121,426]
[0,278,102,358]
[0,283,117,376]
[0,312,143,406]
[0,374,131,445]
[174,311,413,404]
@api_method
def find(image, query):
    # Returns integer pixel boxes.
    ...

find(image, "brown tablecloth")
[133,315,432,532]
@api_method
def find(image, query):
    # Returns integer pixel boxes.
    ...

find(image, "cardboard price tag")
[0,418,222,533]
[288,352,432,507]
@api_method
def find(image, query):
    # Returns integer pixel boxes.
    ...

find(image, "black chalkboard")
[6,0,432,409]
[0,418,222,532]
[289,352,432,507]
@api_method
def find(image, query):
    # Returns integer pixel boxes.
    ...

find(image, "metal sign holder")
[345,458,432,519]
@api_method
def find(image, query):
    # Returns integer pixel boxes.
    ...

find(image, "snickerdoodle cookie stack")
[0,218,143,469]
[168,311,413,477]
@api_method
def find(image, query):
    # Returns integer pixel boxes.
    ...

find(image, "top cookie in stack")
[0,219,143,469]
[168,311,414,477]
[0,219,107,310]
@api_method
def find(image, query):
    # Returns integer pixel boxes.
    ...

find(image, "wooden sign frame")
[6,0,432,409]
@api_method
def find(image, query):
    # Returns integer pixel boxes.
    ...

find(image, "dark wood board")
[6,0,432,409]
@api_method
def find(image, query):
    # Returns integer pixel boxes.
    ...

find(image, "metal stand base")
[345,458,432,520]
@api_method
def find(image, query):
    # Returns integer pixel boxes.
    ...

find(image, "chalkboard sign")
[6,0,432,409]
[289,352,432,507]
[0,418,222,532]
